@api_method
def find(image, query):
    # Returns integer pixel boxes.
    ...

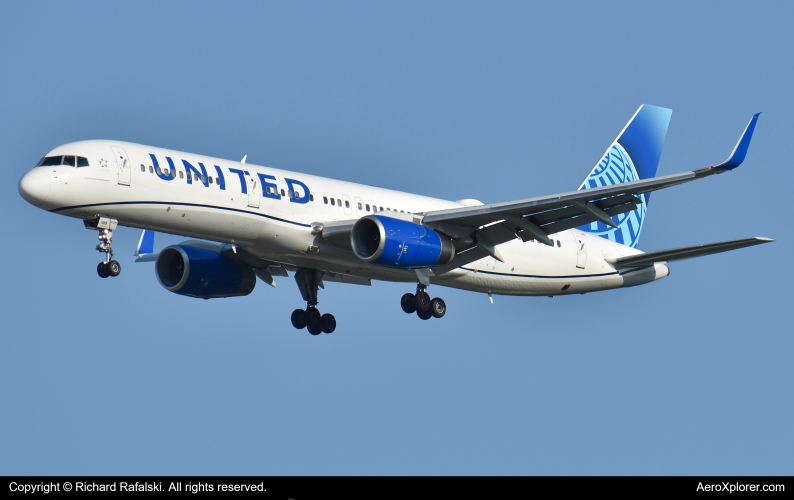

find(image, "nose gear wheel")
[87,218,122,278]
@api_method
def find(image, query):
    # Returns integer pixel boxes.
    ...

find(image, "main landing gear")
[400,284,446,320]
[290,268,336,335]
[86,217,122,279]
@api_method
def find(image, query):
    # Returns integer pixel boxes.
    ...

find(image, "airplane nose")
[18,169,51,206]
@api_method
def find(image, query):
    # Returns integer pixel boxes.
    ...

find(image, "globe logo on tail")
[577,143,646,248]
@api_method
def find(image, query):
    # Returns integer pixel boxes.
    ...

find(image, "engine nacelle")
[351,215,454,268]
[155,243,256,298]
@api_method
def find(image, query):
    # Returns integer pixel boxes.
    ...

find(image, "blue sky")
[1,1,791,475]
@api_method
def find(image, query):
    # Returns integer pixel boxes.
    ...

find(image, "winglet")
[713,113,761,170]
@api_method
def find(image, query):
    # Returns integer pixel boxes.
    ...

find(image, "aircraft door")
[247,174,260,208]
[574,232,587,269]
[354,196,365,217]
[342,194,352,216]
[110,146,131,186]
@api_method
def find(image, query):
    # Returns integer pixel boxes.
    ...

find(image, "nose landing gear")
[86,217,122,279]
[401,285,446,320]
[291,268,337,335]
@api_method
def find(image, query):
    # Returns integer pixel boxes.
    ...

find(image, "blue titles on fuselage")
[182,160,208,186]
[258,173,280,200]
[151,154,309,202]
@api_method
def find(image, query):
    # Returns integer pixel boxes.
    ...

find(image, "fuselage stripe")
[50,201,312,228]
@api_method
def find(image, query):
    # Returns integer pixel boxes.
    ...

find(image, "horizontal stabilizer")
[612,237,773,268]
[134,229,158,262]
[135,229,155,256]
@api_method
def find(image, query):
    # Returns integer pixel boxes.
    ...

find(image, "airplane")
[18,104,772,335]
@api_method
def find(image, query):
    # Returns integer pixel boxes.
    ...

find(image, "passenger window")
[179,171,184,179]
[40,156,62,166]
[324,196,328,204]
[330,198,335,206]
[201,175,206,183]
[557,240,561,248]
[77,157,89,167]
[209,176,213,184]
[281,189,285,197]
[149,166,154,173]
[194,173,199,181]
[337,199,342,207]
[366,204,370,211]
[140,164,145,172]
[288,190,293,198]
[157,167,163,175]
[171,169,176,178]
[62,156,76,167]
[357,202,361,210]
[379,206,383,211]
[310,194,314,201]
[215,177,220,184]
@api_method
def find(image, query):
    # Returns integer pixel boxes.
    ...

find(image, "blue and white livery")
[18,105,772,334]
[577,104,672,247]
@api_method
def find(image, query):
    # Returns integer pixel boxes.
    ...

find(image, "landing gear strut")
[290,268,337,335]
[401,284,446,320]
[86,217,121,279]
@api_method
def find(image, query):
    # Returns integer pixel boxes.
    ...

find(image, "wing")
[421,113,761,268]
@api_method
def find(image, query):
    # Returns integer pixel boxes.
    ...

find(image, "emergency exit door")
[574,233,587,269]
[247,174,260,208]
[110,146,131,186]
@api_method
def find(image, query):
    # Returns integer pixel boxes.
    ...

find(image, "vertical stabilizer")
[577,104,672,247]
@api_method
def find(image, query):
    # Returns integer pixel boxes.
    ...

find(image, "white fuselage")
[19,140,669,296]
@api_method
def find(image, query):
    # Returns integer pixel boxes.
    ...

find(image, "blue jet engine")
[155,244,256,298]
[351,215,454,268]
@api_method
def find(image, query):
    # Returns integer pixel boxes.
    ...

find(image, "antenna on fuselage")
[241,155,247,163]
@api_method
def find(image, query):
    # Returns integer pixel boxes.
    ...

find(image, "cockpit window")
[39,156,62,166]
[38,155,90,167]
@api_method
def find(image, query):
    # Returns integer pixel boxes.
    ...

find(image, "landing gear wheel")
[415,291,431,313]
[417,309,432,320]
[291,309,307,329]
[97,262,110,278]
[307,322,323,335]
[306,307,321,327]
[293,269,338,335]
[401,293,417,314]
[320,314,336,334]
[306,307,322,335]
[430,298,446,318]
[107,260,121,277]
